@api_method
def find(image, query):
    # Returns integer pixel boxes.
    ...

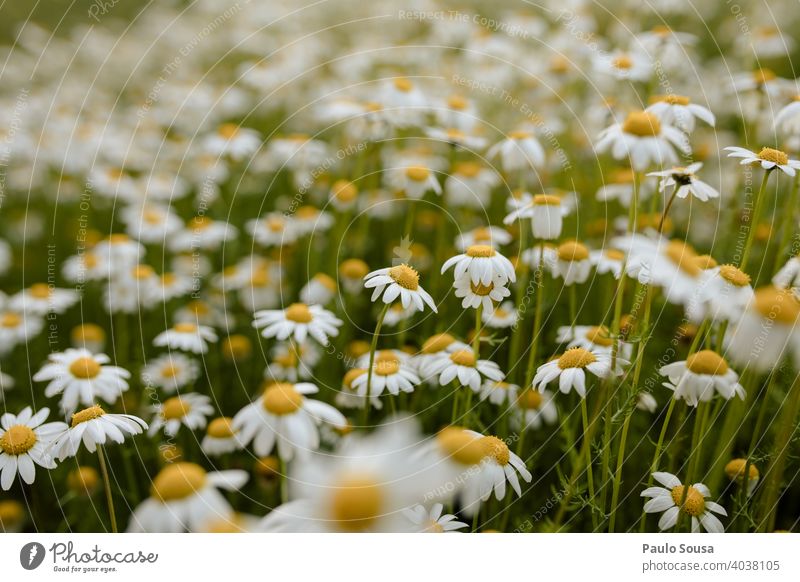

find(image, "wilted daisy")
[488,130,545,171]
[153,322,218,354]
[127,463,249,532]
[596,110,689,171]
[724,146,800,175]
[148,394,213,437]
[49,405,147,460]
[363,264,437,312]
[426,349,504,392]
[725,459,760,497]
[258,420,450,532]
[641,472,726,533]
[141,353,199,393]
[453,273,511,312]
[0,407,66,490]
[253,302,342,345]
[441,245,516,286]
[660,350,745,406]
[646,94,715,133]
[647,163,720,202]
[201,417,243,456]
[233,382,346,460]
[533,348,625,397]
[403,503,468,533]
[33,349,130,415]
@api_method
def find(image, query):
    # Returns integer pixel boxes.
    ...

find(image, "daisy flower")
[687,264,754,324]
[386,164,441,199]
[140,354,200,393]
[455,226,511,252]
[258,419,451,532]
[724,146,800,176]
[363,264,437,313]
[513,389,558,431]
[49,405,147,460]
[445,163,500,209]
[595,50,651,81]
[660,350,745,406]
[0,407,67,490]
[425,349,504,392]
[148,394,214,437]
[773,253,800,289]
[403,503,468,533]
[595,110,689,171]
[203,123,261,161]
[233,382,346,461]
[350,351,421,399]
[0,368,13,393]
[10,283,79,315]
[300,273,337,306]
[479,380,520,406]
[253,302,342,345]
[453,273,511,312]
[33,348,130,415]
[596,168,654,208]
[488,130,546,171]
[482,301,518,329]
[415,333,471,381]
[127,463,249,532]
[556,324,632,359]
[153,322,218,354]
[328,179,359,211]
[533,348,625,398]
[503,194,571,241]
[339,259,370,294]
[201,417,244,456]
[70,323,106,353]
[647,163,720,202]
[646,94,715,133]
[590,248,626,279]
[773,95,800,135]
[553,241,593,285]
[725,459,759,497]
[641,472,726,532]
[441,245,516,286]
[169,216,238,253]
[0,309,43,356]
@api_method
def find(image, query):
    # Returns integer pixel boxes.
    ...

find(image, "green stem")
[523,241,547,388]
[772,172,800,273]
[362,303,390,427]
[97,445,118,533]
[740,170,771,271]
[639,398,677,531]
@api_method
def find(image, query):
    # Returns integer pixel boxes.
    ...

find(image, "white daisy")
[441,245,516,286]
[350,351,420,399]
[425,349,504,392]
[148,393,214,437]
[590,248,626,279]
[10,283,79,316]
[513,389,558,431]
[127,463,248,532]
[660,350,745,406]
[445,164,500,209]
[556,324,633,359]
[386,164,441,199]
[363,264,437,313]
[299,273,337,306]
[641,472,726,533]
[453,273,511,312]
[203,123,261,161]
[49,405,147,460]
[454,226,511,252]
[724,146,800,176]
[403,503,468,533]
[0,407,67,490]
[595,50,651,81]
[774,95,800,135]
[253,302,342,345]
[201,417,244,456]
[647,163,720,202]
[553,241,593,285]
[233,382,346,461]
[533,348,625,398]
[488,130,546,171]
[140,354,200,393]
[479,380,519,406]
[503,194,571,241]
[482,301,518,329]
[646,94,715,133]
[773,253,800,289]
[153,322,218,354]
[0,309,43,356]
[33,349,130,415]
[595,111,689,171]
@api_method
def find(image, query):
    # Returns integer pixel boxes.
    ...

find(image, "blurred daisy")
[203,123,261,161]
[596,50,651,81]
[513,389,558,431]
[557,324,632,359]
[479,380,519,406]
[773,253,800,289]
[364,264,437,312]
[553,241,593,285]
[300,273,337,306]
[591,248,626,279]
[127,463,248,532]
[201,417,243,456]
[148,394,213,437]
[253,303,342,345]
[0,309,43,356]
[725,459,759,497]
[445,164,500,209]
[403,503,468,533]
[660,350,745,406]
[774,95,800,135]
[596,111,689,171]
[233,382,346,460]
[646,94,715,133]
[387,165,441,199]
[0,407,66,490]
[641,472,726,533]
[10,283,78,315]
[141,354,200,393]
[533,348,625,398]
[33,349,130,415]
[455,226,511,252]
[488,130,545,171]
[504,194,570,241]
[153,322,218,354]
[49,405,147,460]
[482,301,518,329]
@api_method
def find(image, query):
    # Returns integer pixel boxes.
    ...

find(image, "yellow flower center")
[664,240,700,277]
[393,77,413,92]
[466,244,494,258]
[450,349,476,367]
[480,436,510,465]
[612,55,633,70]
[262,383,303,415]
[330,475,384,532]
[405,166,430,182]
[173,322,198,333]
[719,264,750,287]
[29,283,52,299]
[285,302,313,323]
[343,368,367,388]
[585,326,614,347]
[557,241,590,262]
[151,463,207,502]
[0,425,37,455]
[388,264,420,290]
[67,466,99,494]
[652,94,690,106]
[604,249,625,261]
[332,180,358,202]
[69,356,102,379]
[532,194,561,206]
[71,405,106,427]
[508,130,531,140]
[686,350,729,375]
[162,397,190,420]
[753,68,776,84]
[374,355,400,376]
[692,255,718,270]
[558,347,597,369]
[340,259,369,279]
[470,282,494,296]
[447,94,468,110]
[622,111,661,137]
[516,390,543,410]
[455,162,482,178]
[217,123,240,139]
[132,264,154,279]
[207,417,235,439]
[422,333,455,354]
[753,286,800,323]
[71,323,105,344]
[1,312,22,328]
[437,427,486,466]
[725,458,759,482]
[757,147,789,166]
[670,485,705,517]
